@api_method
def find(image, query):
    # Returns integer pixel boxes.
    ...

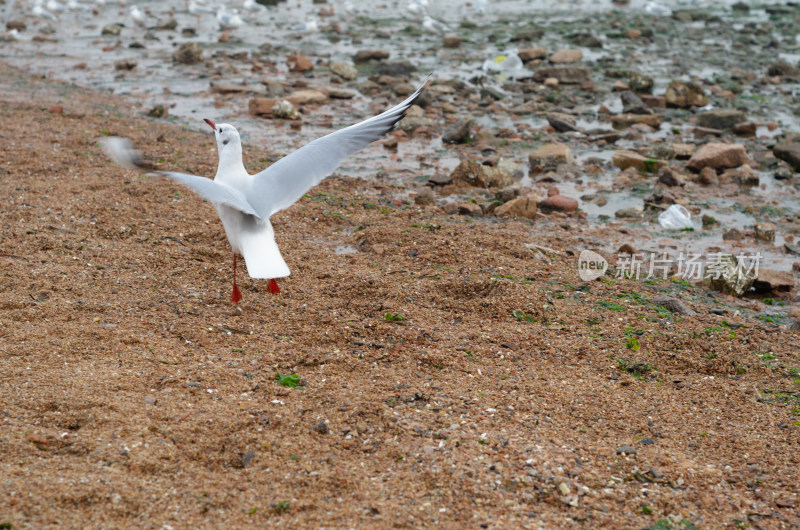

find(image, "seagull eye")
[223,140,229,145]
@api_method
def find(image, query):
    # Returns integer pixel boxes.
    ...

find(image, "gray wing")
[156,171,261,217]
[249,78,429,218]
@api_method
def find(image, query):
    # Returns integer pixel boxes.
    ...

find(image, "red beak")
[203,118,216,131]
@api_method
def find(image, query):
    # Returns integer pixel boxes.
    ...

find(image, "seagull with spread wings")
[101,80,428,303]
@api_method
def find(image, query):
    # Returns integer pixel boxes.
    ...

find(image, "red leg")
[267,278,280,294]
[231,253,243,303]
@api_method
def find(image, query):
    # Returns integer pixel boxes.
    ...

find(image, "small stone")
[620,91,651,115]
[549,49,582,64]
[753,269,794,292]
[653,296,696,316]
[639,438,655,445]
[47,105,63,114]
[495,185,520,203]
[288,89,327,105]
[327,87,356,99]
[697,166,718,186]
[618,243,636,255]
[173,42,203,64]
[732,122,756,137]
[543,77,559,89]
[546,112,578,133]
[616,446,637,455]
[532,66,591,85]
[113,58,137,71]
[241,449,255,467]
[148,105,167,118]
[518,46,547,62]
[767,60,800,79]
[414,187,435,205]
[450,159,513,189]
[722,228,744,241]
[456,201,483,216]
[776,498,796,509]
[754,223,776,243]
[528,144,573,173]
[312,421,329,434]
[143,395,157,405]
[378,60,416,76]
[353,49,390,64]
[101,24,122,36]
[775,166,794,180]
[611,113,660,129]
[658,166,684,186]
[664,80,708,108]
[703,254,755,296]
[6,20,26,31]
[625,29,641,39]
[442,33,461,48]
[540,195,578,212]
[272,100,301,120]
[687,143,749,172]
[287,53,314,72]
[442,117,474,144]
[697,109,747,131]
[155,18,177,30]
[329,61,358,80]
[774,144,800,172]
[615,207,643,219]
[494,196,538,219]
[612,150,666,173]
[557,482,571,496]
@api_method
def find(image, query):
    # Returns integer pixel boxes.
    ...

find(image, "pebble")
[414,187,435,205]
[529,143,573,173]
[533,66,591,84]
[173,42,203,64]
[664,80,708,108]
[494,196,538,220]
[287,53,314,72]
[442,34,461,48]
[101,24,122,36]
[614,207,643,219]
[540,195,579,212]
[697,109,747,131]
[687,143,749,172]
[312,421,329,434]
[653,296,697,316]
[518,46,547,62]
[773,144,800,172]
[353,49,389,64]
[753,269,795,292]
[616,446,637,456]
[442,117,474,144]
[549,49,582,64]
[450,159,513,189]
[612,150,665,173]
[329,61,358,81]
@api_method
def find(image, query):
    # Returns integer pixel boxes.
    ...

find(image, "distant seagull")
[242,0,266,14]
[217,7,244,30]
[645,2,672,16]
[474,0,487,14]
[422,14,449,33]
[45,0,67,14]
[129,5,146,26]
[291,18,318,34]
[66,0,90,10]
[407,0,426,17]
[100,81,429,303]
[32,3,58,20]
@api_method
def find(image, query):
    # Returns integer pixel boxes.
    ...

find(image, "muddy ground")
[0,62,799,529]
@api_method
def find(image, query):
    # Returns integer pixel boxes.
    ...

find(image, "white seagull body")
[217,8,244,30]
[101,80,428,302]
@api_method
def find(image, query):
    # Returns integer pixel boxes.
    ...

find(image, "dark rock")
[546,112,578,132]
[657,166,685,186]
[101,24,122,36]
[620,91,652,115]
[774,144,800,172]
[616,445,637,455]
[378,60,416,76]
[353,49,389,64]
[442,117,474,144]
[173,42,203,64]
[569,31,602,48]
[664,80,708,108]
[6,20,26,31]
[653,295,697,316]
[732,122,756,137]
[775,166,793,180]
[532,66,591,85]
[767,60,800,78]
[155,18,178,30]
[312,421,329,434]
[627,72,653,94]
[242,449,255,467]
[450,159,513,188]
[114,58,137,71]
[640,438,655,445]
[753,269,795,292]
[722,228,744,241]
[697,109,746,130]
[414,187,435,205]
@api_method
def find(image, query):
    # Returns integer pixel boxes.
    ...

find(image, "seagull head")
[204,119,241,155]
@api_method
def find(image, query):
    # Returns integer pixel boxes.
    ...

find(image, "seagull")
[216,7,244,30]
[645,2,672,16]
[291,18,318,34]
[101,80,429,303]
[242,0,266,14]
[129,5,146,26]
[422,14,449,34]
[32,2,58,20]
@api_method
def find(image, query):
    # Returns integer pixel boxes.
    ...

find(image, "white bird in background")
[94,0,106,7]
[32,2,58,20]
[291,18,318,34]
[129,5,146,26]
[189,0,213,25]
[422,14,449,33]
[216,7,244,30]
[242,0,266,14]
[100,81,429,303]
[66,0,90,11]
[474,0,487,14]
[45,0,67,14]
[407,0,426,18]
[645,2,672,16]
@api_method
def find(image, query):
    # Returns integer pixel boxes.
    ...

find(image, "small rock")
[353,49,389,64]
[754,222,776,243]
[653,295,697,316]
[546,112,578,133]
[687,143,749,172]
[272,100,301,120]
[101,24,122,36]
[697,166,718,186]
[753,269,795,292]
[288,89,327,105]
[664,80,708,108]
[47,105,63,114]
[442,117,474,144]
[658,166,684,186]
[495,196,538,219]
[114,58,139,70]
[549,49,582,63]
[143,395,157,405]
[312,421,329,434]
[697,109,747,131]
[620,91,651,115]
[287,53,314,72]
[616,446,637,456]
[518,46,547,62]
[173,42,203,64]
[533,66,591,84]
[329,61,358,80]
[774,166,794,180]
[457,201,483,216]
[6,20,26,31]
[155,18,177,30]
[242,449,255,467]
[450,159,513,188]
[528,143,573,173]
[732,122,756,137]
[612,150,666,173]
[569,31,602,48]
[543,77,559,89]
[773,144,800,172]
[627,71,654,94]
[639,438,655,445]
[414,187,435,205]
[442,33,461,48]
[703,254,755,296]
[328,87,356,99]
[611,113,660,129]
[378,60,416,76]
[557,482,571,496]
[767,60,800,79]
[148,105,167,118]
[540,195,578,212]
[722,228,744,241]
[615,207,643,219]
[495,185,520,203]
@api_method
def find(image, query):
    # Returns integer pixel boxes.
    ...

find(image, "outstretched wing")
[99,136,261,218]
[248,78,429,218]
[156,171,261,217]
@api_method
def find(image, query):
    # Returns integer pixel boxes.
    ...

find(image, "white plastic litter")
[658,204,693,229]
